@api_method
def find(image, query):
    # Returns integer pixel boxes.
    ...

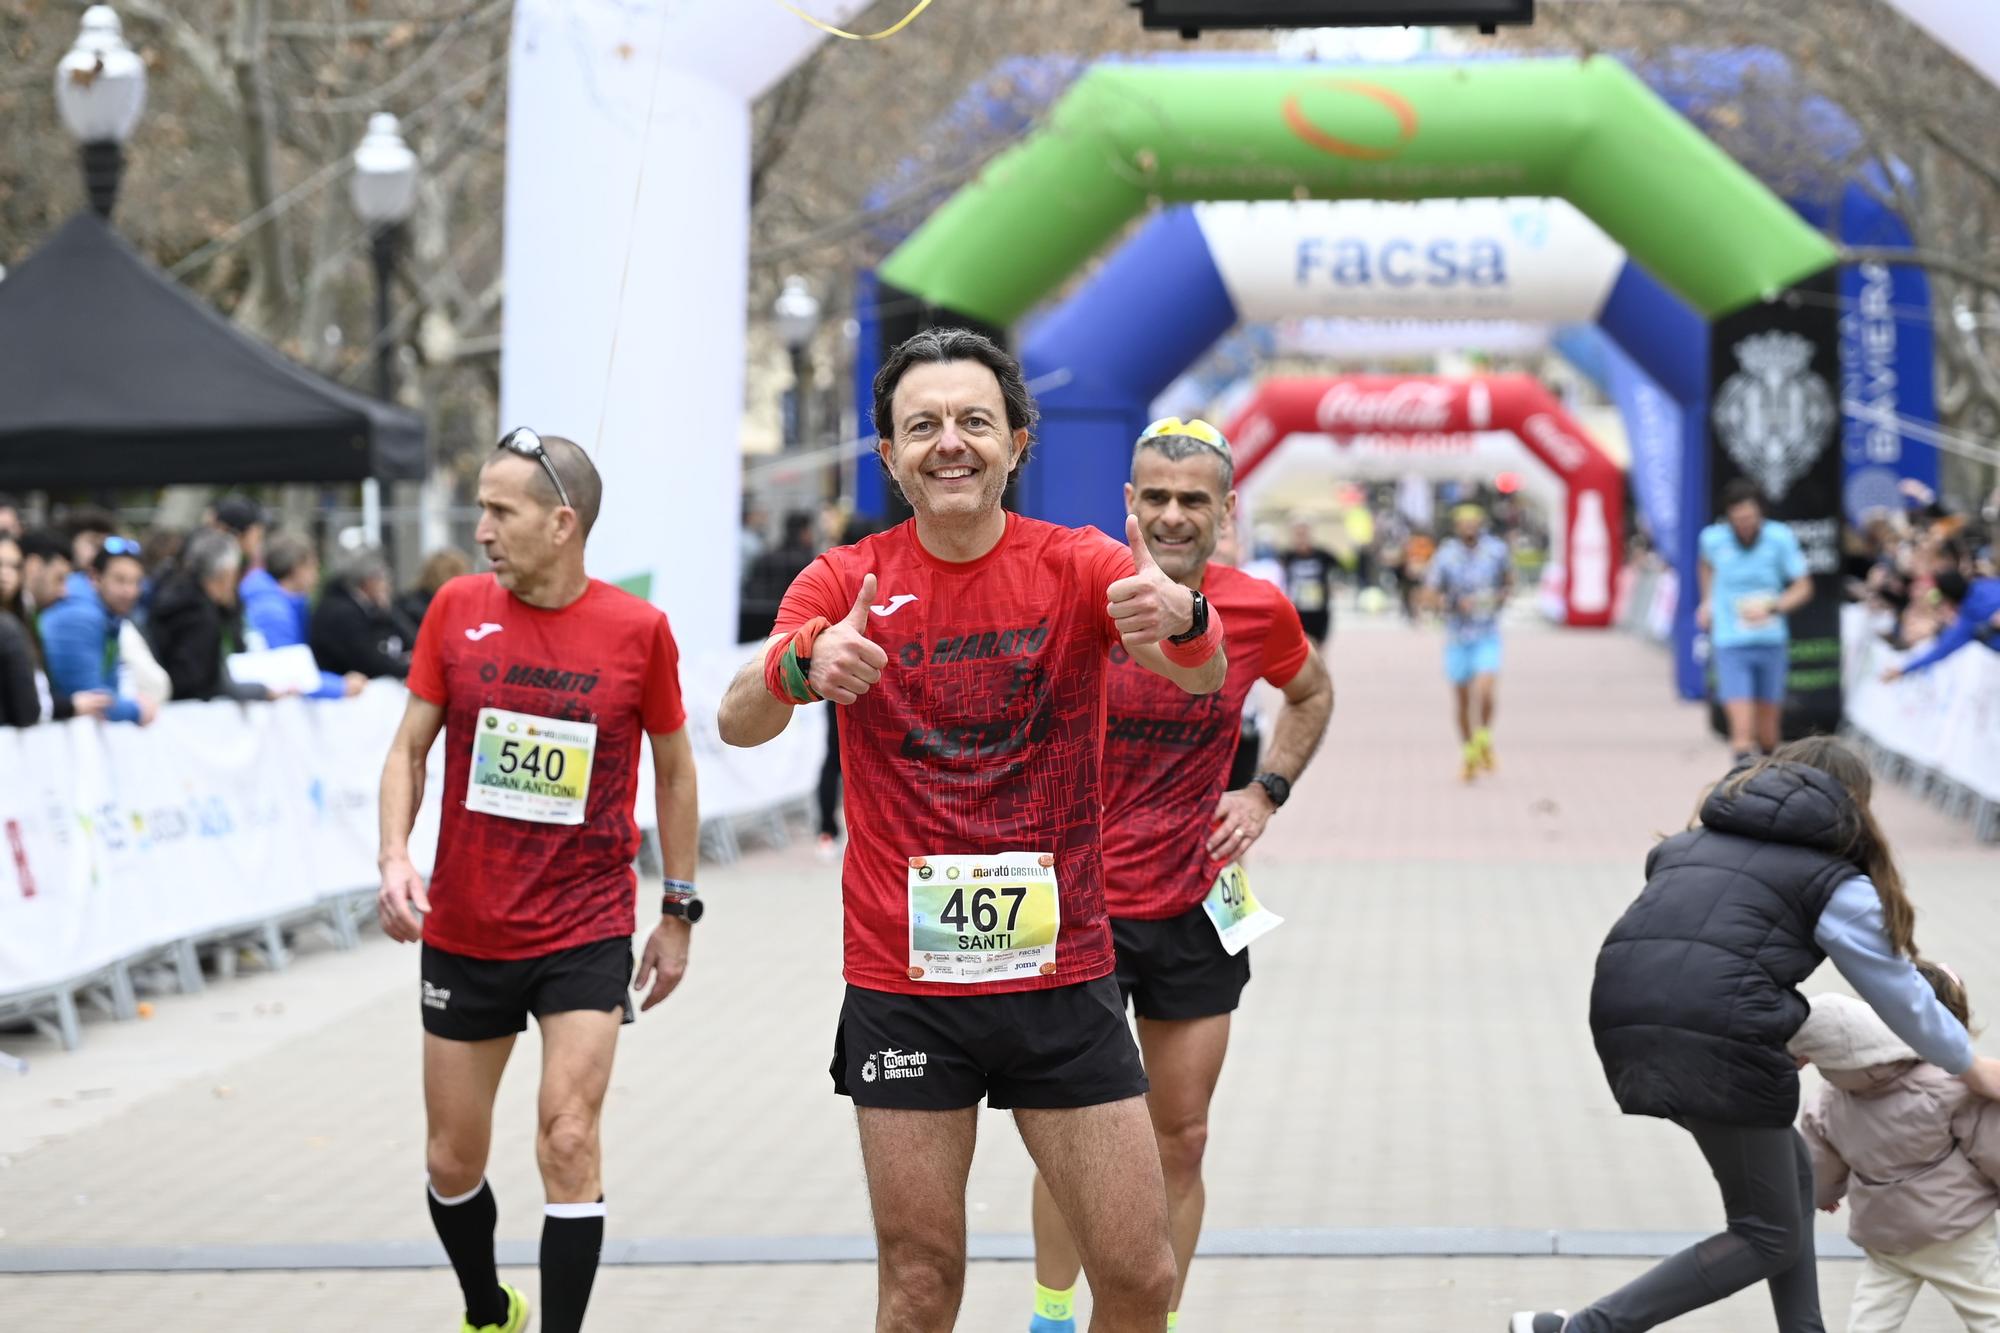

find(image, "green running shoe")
[462,1284,529,1333]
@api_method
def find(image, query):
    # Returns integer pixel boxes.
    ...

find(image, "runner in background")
[1029,418,1335,1333]
[1277,519,1338,648]
[1425,505,1512,783]
[377,431,700,1333]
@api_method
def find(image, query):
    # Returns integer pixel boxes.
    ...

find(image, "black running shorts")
[419,937,634,1042]
[830,975,1148,1111]
[1112,903,1251,1022]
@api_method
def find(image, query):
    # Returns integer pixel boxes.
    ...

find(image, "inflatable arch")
[1224,376,1625,627]
[500,0,866,654]
[1016,196,1653,536]
[879,58,1833,329]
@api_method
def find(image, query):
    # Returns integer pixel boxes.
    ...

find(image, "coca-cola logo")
[1520,412,1589,474]
[1315,381,1456,433]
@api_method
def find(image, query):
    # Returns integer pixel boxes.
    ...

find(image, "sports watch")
[1167,588,1210,644]
[1251,771,1292,810]
[661,879,704,924]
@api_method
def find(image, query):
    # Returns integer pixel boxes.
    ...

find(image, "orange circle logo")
[1282,80,1420,161]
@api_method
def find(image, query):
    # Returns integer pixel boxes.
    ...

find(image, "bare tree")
[1516,0,2000,492]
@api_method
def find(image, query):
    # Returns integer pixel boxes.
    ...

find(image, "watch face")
[684,898,706,923]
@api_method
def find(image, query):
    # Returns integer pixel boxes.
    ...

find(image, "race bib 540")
[466,707,597,826]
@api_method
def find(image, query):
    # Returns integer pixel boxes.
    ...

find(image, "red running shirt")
[1100,564,1311,919]
[774,516,1147,996]
[407,575,686,960]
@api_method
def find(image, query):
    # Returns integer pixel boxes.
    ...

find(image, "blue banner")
[1602,337,1684,551]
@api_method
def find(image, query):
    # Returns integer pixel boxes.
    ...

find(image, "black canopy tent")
[0,212,424,490]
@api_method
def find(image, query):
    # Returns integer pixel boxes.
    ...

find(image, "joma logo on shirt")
[502,665,599,694]
[927,621,1049,665]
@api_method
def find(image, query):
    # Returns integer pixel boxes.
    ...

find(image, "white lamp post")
[54,5,147,219]
[773,275,822,453]
[349,113,420,548]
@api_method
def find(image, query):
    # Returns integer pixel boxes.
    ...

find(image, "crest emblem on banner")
[1713,331,1836,501]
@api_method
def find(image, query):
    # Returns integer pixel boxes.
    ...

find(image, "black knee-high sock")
[541,1198,605,1333]
[428,1179,509,1327]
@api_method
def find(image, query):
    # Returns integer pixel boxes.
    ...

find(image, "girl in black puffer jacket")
[1512,736,2000,1333]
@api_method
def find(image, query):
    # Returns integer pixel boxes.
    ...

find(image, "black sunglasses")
[497,428,572,511]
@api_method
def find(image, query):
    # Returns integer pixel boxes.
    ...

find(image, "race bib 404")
[466,707,597,826]
[907,852,1059,985]
[1202,862,1283,956]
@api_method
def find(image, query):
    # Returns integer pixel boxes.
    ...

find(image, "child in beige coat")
[1794,969,2000,1331]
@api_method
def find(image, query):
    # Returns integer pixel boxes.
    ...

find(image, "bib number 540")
[938,885,1026,933]
[495,739,566,782]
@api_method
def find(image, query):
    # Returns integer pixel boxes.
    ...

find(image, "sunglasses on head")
[497,428,572,511]
[1138,416,1231,459]
[101,536,142,558]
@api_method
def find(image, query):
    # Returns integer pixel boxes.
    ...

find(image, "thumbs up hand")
[809,572,891,705]
[1107,514,1196,649]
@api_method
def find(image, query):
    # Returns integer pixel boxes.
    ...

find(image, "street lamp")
[54,5,147,220]
[349,112,419,548]
[773,274,822,453]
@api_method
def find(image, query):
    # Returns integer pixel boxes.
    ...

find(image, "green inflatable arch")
[879,56,1837,323]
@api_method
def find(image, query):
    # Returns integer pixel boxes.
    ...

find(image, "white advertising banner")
[0,654,825,999]
[1196,197,1626,323]
[1843,605,2000,804]
[501,0,867,659]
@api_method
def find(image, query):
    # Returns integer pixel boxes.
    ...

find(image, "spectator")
[741,497,770,568]
[19,528,71,626]
[0,534,38,725]
[311,548,412,679]
[146,528,272,703]
[740,508,818,643]
[0,492,21,540]
[1881,570,2000,683]
[393,547,471,630]
[241,531,365,699]
[211,495,267,573]
[41,536,155,725]
[63,505,118,599]
[139,526,188,619]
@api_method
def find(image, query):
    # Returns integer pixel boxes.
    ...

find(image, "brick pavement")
[0,616,1992,1330]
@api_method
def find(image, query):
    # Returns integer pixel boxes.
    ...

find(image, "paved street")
[3,614,1993,1330]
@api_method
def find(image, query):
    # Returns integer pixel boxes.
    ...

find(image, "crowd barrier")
[1841,604,2000,839]
[0,648,827,1047]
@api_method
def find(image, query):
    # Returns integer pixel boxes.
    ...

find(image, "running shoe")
[1508,1314,1567,1332]
[815,833,839,863]
[463,1284,529,1333]
[1461,742,1480,783]
[1476,730,1497,773]
[1028,1317,1076,1333]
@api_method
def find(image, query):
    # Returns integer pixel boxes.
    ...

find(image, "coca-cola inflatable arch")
[1225,376,1624,627]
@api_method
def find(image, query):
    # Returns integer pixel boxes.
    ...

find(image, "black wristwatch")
[1167,589,1210,644]
[661,881,704,924]
[1251,771,1292,809]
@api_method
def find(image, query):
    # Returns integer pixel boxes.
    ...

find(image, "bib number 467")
[938,884,1026,934]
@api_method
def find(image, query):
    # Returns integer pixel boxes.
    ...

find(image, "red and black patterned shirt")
[774,515,1169,996]
[1100,563,1310,919]
[408,574,685,960]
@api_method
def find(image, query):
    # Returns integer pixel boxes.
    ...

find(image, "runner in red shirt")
[719,330,1227,1333]
[1025,418,1335,1332]
[377,432,700,1333]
